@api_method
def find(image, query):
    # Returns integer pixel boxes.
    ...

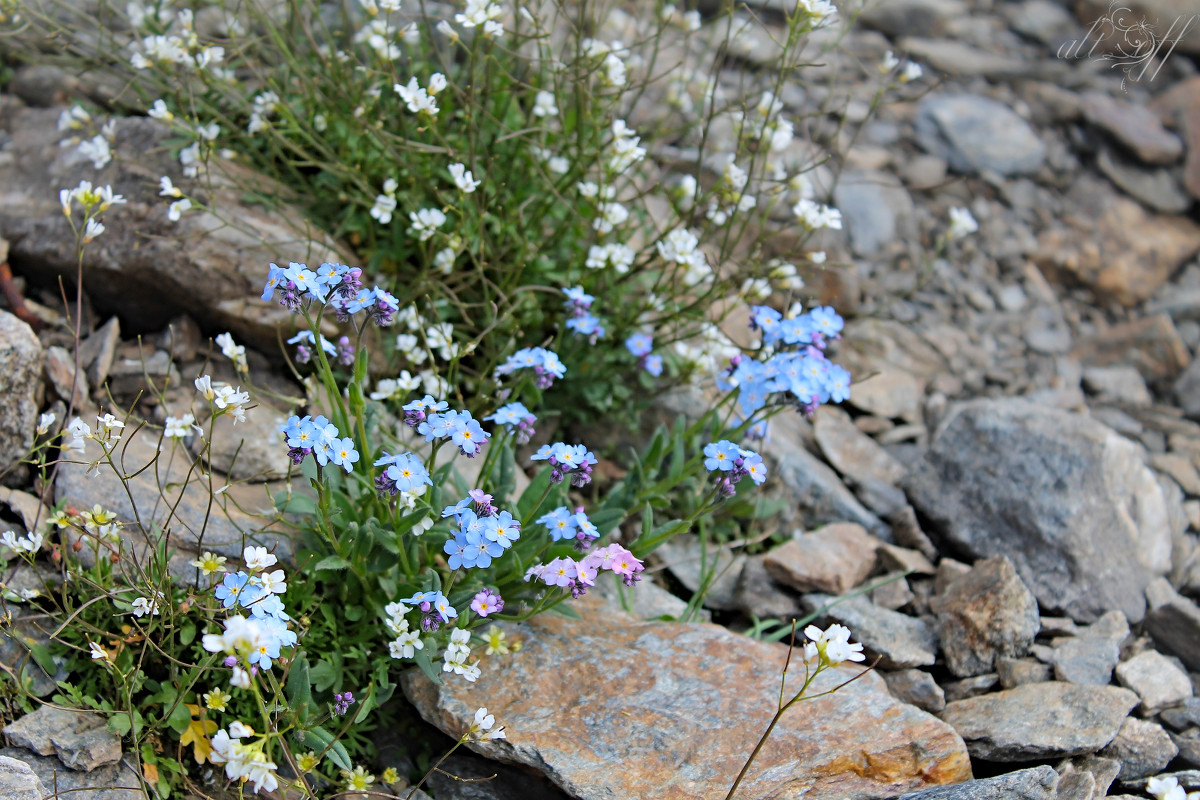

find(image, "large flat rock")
[403,597,972,800]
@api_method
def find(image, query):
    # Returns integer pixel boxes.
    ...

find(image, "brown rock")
[1082,92,1184,164]
[1070,314,1190,382]
[403,598,973,800]
[935,556,1041,678]
[1032,177,1200,306]
[763,523,881,594]
[813,405,907,487]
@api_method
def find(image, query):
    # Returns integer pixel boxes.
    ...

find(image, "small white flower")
[131,595,161,617]
[371,193,397,224]
[36,412,56,436]
[163,413,195,439]
[394,77,439,115]
[793,198,842,230]
[167,198,192,221]
[158,175,182,198]
[533,90,558,118]
[89,641,110,661]
[448,162,481,193]
[408,208,447,241]
[243,546,277,572]
[148,99,173,121]
[82,219,106,242]
[946,206,978,240]
[428,73,447,94]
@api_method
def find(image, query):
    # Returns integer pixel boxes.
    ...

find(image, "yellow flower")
[296,751,320,773]
[203,688,231,712]
[190,551,228,576]
[343,765,375,791]
[382,767,400,784]
[483,628,510,655]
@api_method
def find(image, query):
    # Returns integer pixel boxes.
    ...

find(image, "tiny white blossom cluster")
[384,601,425,659]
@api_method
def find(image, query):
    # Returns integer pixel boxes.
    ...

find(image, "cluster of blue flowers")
[397,395,490,457]
[537,506,600,550]
[208,548,297,672]
[704,440,768,497]
[374,450,433,497]
[624,332,664,377]
[484,402,537,445]
[263,261,400,326]
[562,287,606,340]
[441,492,522,571]
[531,442,597,486]
[494,347,566,389]
[287,330,354,366]
[724,305,850,417]
[280,414,359,472]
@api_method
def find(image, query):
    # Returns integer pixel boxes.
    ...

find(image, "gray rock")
[857,0,966,37]
[193,404,294,481]
[1174,730,1200,767]
[1049,610,1129,686]
[0,311,42,475]
[3,705,121,771]
[1054,770,1096,800]
[1175,357,1200,417]
[105,348,179,405]
[877,544,936,576]
[803,593,938,668]
[732,555,803,620]
[0,621,59,697]
[654,534,745,612]
[1099,717,1179,780]
[0,755,47,800]
[1082,365,1154,406]
[889,505,940,563]
[935,556,1041,678]
[1096,149,1193,214]
[1143,578,1200,670]
[883,669,946,713]
[904,398,1173,623]
[832,171,917,259]
[915,94,1047,177]
[43,345,89,409]
[939,682,1139,761]
[943,674,1000,703]
[813,405,908,488]
[897,766,1059,800]
[0,107,350,355]
[997,657,1053,689]
[1116,649,1194,710]
[1003,0,1080,44]
[1057,756,1122,798]
[1082,92,1184,165]
[873,572,916,610]
[1162,698,1200,731]
[0,747,140,800]
[773,446,890,538]
[79,316,120,390]
[762,523,881,595]
[55,423,293,574]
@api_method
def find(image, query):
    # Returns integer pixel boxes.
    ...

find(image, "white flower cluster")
[391,309,455,396]
[0,529,43,555]
[803,623,865,666]
[210,722,279,794]
[128,9,229,75]
[449,162,482,193]
[466,707,506,741]
[582,38,627,87]
[408,207,447,240]
[195,375,251,422]
[607,119,645,175]
[443,627,481,681]
[880,50,923,82]
[586,242,635,273]
[455,0,503,36]
[793,198,843,231]
[215,332,248,373]
[656,229,710,284]
[385,601,425,659]
[371,178,399,224]
[247,91,280,135]
[796,0,838,26]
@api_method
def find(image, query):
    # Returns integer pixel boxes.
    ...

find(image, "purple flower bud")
[337,336,355,366]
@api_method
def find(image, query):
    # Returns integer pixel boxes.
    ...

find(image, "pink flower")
[470,589,504,617]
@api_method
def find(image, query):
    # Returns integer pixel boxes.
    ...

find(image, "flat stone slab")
[404,597,972,800]
[940,682,1138,762]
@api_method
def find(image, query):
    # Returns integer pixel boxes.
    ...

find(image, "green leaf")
[312,555,351,572]
[287,654,313,710]
[309,659,338,693]
[413,647,443,685]
[549,602,582,620]
[630,518,690,554]
[516,466,553,519]
[108,713,132,737]
[275,490,318,516]
[166,700,193,735]
[305,725,353,772]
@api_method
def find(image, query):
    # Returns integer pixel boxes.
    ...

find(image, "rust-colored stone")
[402,597,972,800]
